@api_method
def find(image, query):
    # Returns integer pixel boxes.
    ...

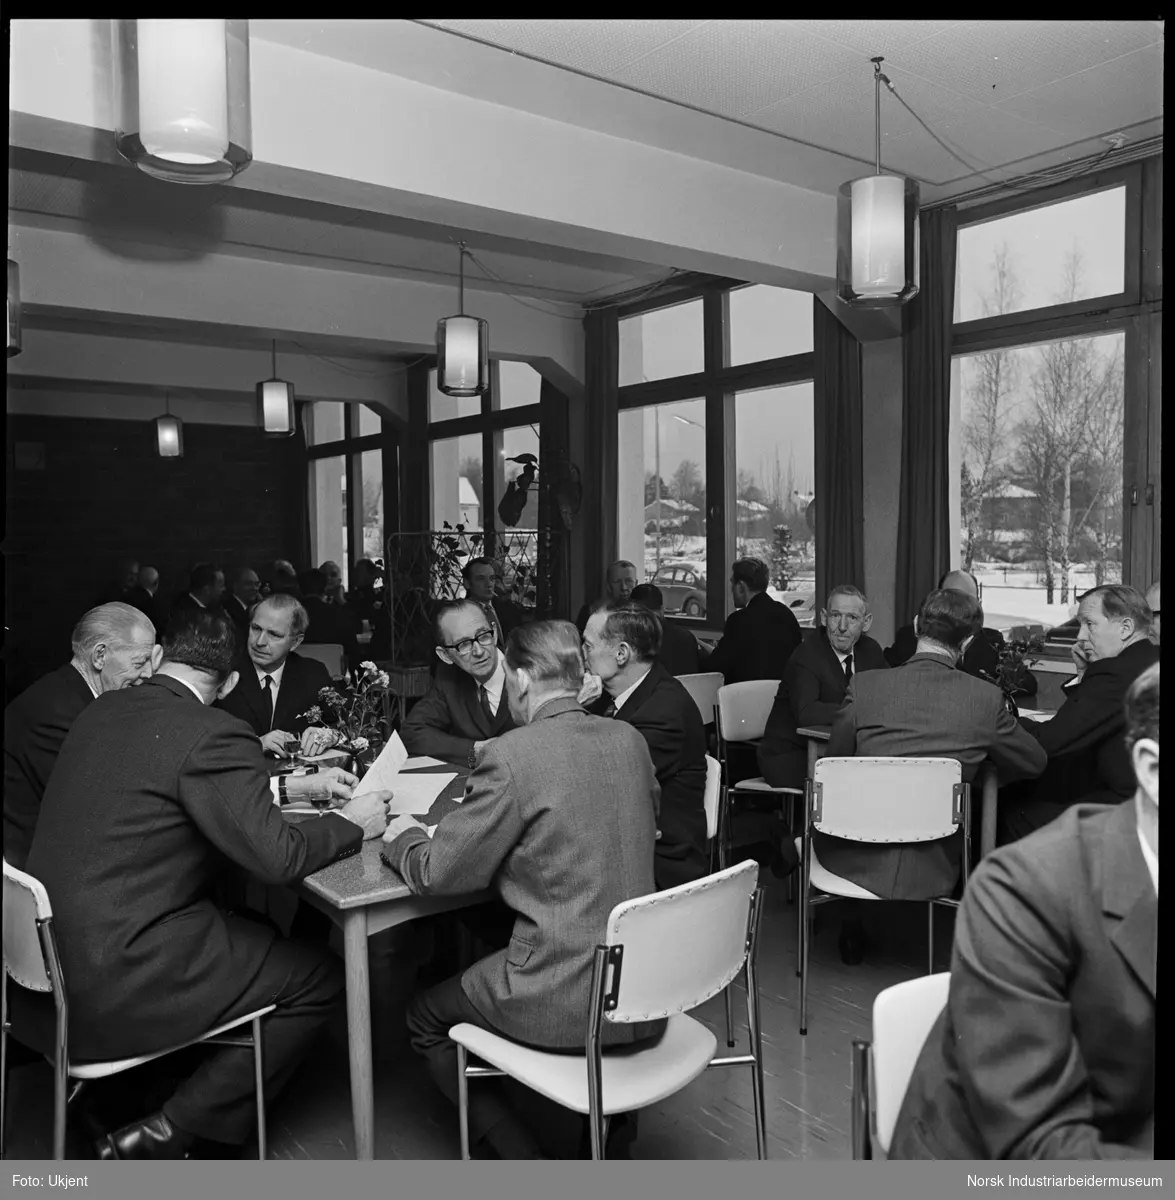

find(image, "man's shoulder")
[1085,640,1160,686]
[8,665,88,718]
[287,651,332,682]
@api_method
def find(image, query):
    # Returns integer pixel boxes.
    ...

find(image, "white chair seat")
[795,836,880,900]
[733,777,802,795]
[68,1005,277,1079]
[450,1014,718,1116]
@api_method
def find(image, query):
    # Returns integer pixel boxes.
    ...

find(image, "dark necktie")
[261,674,274,731]
[843,654,853,685]
[479,684,495,726]
[603,701,617,718]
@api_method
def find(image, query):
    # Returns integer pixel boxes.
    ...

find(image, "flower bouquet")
[299,661,391,772]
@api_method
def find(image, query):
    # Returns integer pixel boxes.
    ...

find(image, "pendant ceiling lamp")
[156,393,184,458]
[6,260,21,358]
[256,340,296,437]
[112,19,252,185]
[836,57,919,307]
[436,242,489,397]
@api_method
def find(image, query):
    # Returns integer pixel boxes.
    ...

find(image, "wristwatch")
[278,777,289,805]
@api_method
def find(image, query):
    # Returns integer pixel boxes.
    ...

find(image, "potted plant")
[979,635,1044,716]
[299,661,391,774]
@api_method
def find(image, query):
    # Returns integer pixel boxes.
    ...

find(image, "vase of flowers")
[981,636,1044,717]
[299,661,390,776]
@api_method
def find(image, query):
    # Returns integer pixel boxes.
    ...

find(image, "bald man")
[1145,581,1160,644]
[886,570,1036,698]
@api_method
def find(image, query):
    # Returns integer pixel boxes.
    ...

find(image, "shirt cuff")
[269,778,281,806]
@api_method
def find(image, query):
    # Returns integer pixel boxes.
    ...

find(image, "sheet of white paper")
[385,772,459,815]
[295,748,352,764]
[404,755,449,770]
[352,732,410,799]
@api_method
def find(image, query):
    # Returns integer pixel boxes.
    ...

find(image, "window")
[310,456,348,569]
[428,368,480,422]
[357,404,382,438]
[495,424,541,530]
[356,448,384,562]
[495,361,542,410]
[306,401,345,446]
[728,285,813,365]
[431,434,482,531]
[618,298,704,386]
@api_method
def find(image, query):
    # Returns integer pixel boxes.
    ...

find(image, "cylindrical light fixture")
[7,259,21,358]
[836,58,919,306]
[156,394,184,458]
[112,19,252,185]
[256,340,296,437]
[436,243,489,397]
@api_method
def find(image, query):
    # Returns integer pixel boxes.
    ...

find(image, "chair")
[449,860,767,1160]
[1,859,274,1161]
[795,758,969,1035]
[703,755,721,861]
[298,642,347,681]
[676,672,724,728]
[850,973,950,1159]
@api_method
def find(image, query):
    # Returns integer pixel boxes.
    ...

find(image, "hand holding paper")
[352,731,409,799]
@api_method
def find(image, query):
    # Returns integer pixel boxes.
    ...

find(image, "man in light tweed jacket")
[383,619,664,1159]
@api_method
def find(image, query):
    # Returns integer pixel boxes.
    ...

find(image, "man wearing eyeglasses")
[402,599,518,767]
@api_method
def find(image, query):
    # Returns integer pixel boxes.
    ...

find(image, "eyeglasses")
[444,629,496,657]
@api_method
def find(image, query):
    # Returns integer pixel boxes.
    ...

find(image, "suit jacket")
[609,664,708,891]
[1023,639,1160,808]
[17,674,361,1059]
[886,623,1038,698]
[484,599,527,647]
[123,585,164,639]
[214,651,334,737]
[657,618,703,678]
[891,801,1154,1160]
[705,591,802,685]
[821,653,1047,900]
[758,630,888,791]
[303,595,360,663]
[401,658,517,765]
[222,592,253,636]
[386,696,664,1049]
[3,664,94,871]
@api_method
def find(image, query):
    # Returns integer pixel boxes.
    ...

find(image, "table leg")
[342,908,375,1160]
[980,765,999,861]
[806,738,818,780]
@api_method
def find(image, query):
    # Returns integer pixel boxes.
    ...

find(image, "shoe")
[838,919,867,966]
[96,1112,195,1160]
[769,835,799,880]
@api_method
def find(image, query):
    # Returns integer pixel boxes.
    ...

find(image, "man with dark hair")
[16,610,391,1158]
[384,620,663,1160]
[349,558,390,659]
[170,562,226,622]
[401,598,517,767]
[891,661,1157,1160]
[124,566,165,638]
[583,603,708,890]
[299,567,359,666]
[223,567,261,635]
[574,560,639,635]
[629,583,702,677]
[4,603,159,870]
[823,589,1046,908]
[463,557,525,647]
[885,569,1037,699]
[705,558,802,684]
[1000,583,1160,844]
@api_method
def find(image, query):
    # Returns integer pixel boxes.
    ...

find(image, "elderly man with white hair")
[3,601,159,869]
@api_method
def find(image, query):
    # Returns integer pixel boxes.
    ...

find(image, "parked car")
[650,562,706,617]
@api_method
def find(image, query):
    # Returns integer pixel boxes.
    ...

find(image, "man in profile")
[1145,580,1160,643]
[574,560,638,634]
[705,558,801,684]
[629,583,702,677]
[891,662,1157,1160]
[4,602,159,869]
[384,620,662,1159]
[170,562,226,622]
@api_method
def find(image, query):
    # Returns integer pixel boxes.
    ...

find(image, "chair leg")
[456,1045,471,1161]
[745,963,768,1160]
[799,863,810,1036]
[52,1050,67,1161]
[588,1101,606,1160]
[927,904,935,976]
[252,1015,267,1161]
[723,983,735,1049]
[795,848,803,978]
[1,1020,8,1161]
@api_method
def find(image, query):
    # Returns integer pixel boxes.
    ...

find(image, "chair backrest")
[871,973,950,1153]
[676,672,724,726]
[3,859,55,993]
[703,755,721,840]
[811,757,965,843]
[602,860,759,1023]
[716,679,779,744]
[299,643,346,679]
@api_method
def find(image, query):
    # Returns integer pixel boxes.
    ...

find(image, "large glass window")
[495,361,542,410]
[618,298,704,386]
[306,401,345,446]
[495,424,541,531]
[356,448,384,563]
[310,456,348,569]
[728,285,813,365]
[431,434,483,531]
[428,366,480,422]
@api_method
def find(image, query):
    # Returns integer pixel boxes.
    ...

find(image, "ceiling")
[418,19,1164,192]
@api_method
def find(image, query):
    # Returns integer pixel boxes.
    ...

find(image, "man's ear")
[150,644,164,673]
[912,615,921,638]
[91,642,108,671]
[435,644,453,667]
[216,670,240,702]
[861,611,874,634]
[290,632,305,654]
[1131,737,1159,798]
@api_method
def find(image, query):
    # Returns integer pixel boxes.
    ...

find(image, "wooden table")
[287,764,489,1159]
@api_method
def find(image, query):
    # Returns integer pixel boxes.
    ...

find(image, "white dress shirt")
[613,666,653,713]
[188,592,206,609]
[479,653,506,716]
[1138,828,1158,896]
[256,660,287,729]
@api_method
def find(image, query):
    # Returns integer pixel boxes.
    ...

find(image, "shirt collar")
[614,665,653,712]
[480,651,506,708]
[257,660,287,690]
[171,674,207,704]
[71,661,100,699]
[1137,827,1158,896]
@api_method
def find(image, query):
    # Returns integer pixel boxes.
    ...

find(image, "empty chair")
[1,859,273,1160]
[795,757,969,1034]
[851,974,950,1159]
[449,860,767,1160]
[676,672,724,727]
[297,642,346,680]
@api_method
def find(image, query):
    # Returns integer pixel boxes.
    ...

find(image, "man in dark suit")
[299,567,360,666]
[4,602,159,870]
[16,611,390,1158]
[885,569,1037,700]
[124,566,165,638]
[401,599,518,768]
[348,558,390,660]
[704,558,801,685]
[574,560,638,635]
[891,662,1157,1160]
[169,562,226,624]
[223,566,261,635]
[629,583,702,677]
[759,584,889,792]
[215,593,333,756]
[384,620,663,1160]
[823,589,1046,905]
[462,557,527,647]
[1000,584,1160,845]
[92,557,140,607]
[583,604,707,890]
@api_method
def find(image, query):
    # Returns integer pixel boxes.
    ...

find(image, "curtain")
[582,308,619,606]
[813,297,865,606]
[538,377,571,620]
[282,402,311,570]
[895,207,958,625]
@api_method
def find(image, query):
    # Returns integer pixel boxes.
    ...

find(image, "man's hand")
[383,814,428,844]
[340,789,392,839]
[1071,642,1092,673]
[471,739,492,763]
[577,673,604,706]
[261,729,296,757]
[285,767,358,805]
[300,726,341,758]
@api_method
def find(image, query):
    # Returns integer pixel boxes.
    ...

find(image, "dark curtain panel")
[283,403,312,570]
[895,206,958,624]
[582,308,619,606]
[401,363,430,533]
[538,377,571,620]
[813,297,865,606]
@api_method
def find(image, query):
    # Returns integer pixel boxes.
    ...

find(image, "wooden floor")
[2,872,957,1161]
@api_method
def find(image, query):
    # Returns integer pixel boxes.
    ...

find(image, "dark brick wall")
[5,416,297,697]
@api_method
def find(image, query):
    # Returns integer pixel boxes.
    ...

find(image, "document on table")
[386,772,459,816]
[353,732,410,798]
[404,755,449,770]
